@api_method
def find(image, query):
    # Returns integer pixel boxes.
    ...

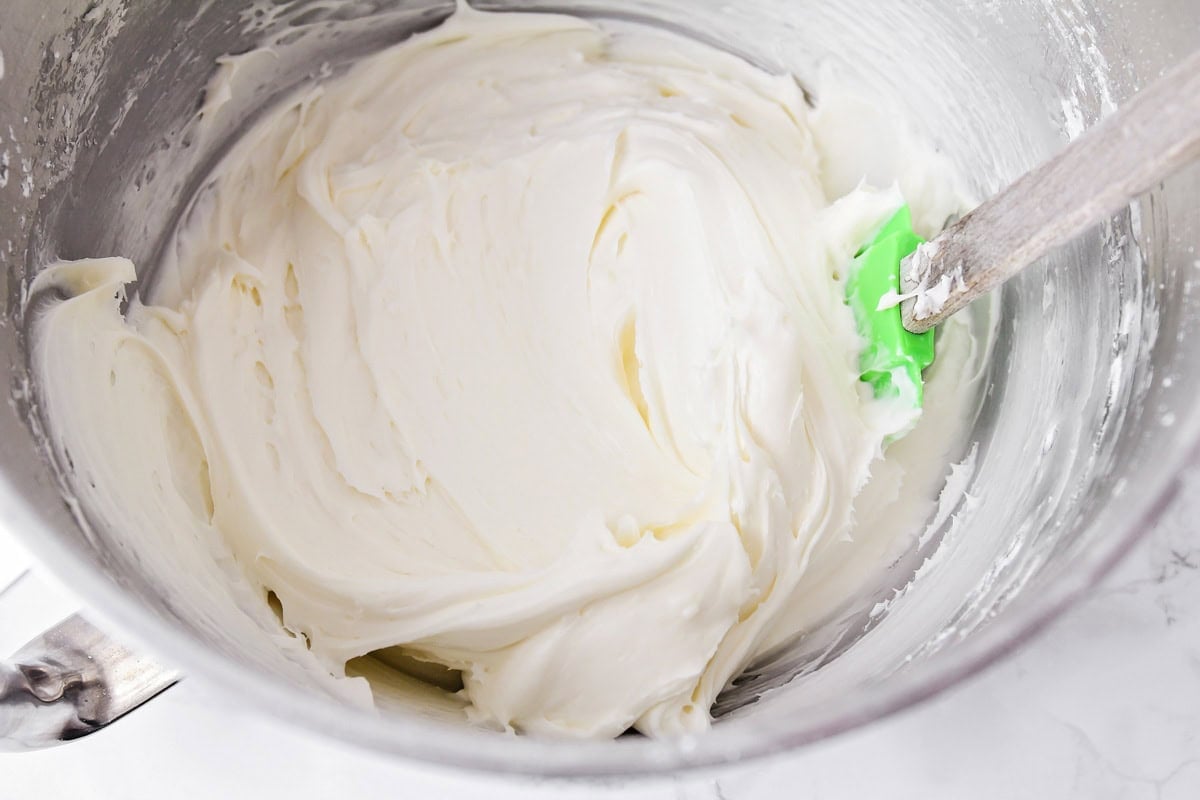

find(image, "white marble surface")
[3,468,1200,799]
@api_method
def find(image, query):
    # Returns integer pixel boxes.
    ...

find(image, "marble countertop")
[3,469,1199,799]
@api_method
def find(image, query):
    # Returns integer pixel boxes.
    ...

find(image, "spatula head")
[846,205,934,409]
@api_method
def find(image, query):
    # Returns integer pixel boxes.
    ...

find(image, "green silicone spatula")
[846,47,1200,421]
[845,205,933,408]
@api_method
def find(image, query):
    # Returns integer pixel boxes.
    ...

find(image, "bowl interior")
[1,0,1198,776]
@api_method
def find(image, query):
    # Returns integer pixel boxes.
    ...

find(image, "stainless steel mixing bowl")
[0,0,1197,777]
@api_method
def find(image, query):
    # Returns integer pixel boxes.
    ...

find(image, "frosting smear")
[30,6,981,737]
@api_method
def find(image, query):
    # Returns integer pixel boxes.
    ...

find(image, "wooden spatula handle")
[901,48,1200,334]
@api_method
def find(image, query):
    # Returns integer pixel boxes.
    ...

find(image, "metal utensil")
[1,607,178,751]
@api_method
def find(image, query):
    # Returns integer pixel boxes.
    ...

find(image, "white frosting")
[30,6,982,738]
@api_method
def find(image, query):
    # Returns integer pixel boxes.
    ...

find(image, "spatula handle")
[901,48,1200,334]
